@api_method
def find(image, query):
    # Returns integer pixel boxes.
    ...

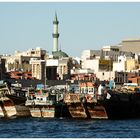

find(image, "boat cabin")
[79,82,97,94]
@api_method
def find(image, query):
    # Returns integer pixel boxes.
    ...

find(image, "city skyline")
[1,2,140,57]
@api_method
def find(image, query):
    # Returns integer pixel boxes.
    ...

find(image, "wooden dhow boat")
[0,80,31,118]
[64,82,108,119]
[25,85,68,118]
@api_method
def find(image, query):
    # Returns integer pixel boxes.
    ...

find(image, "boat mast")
[44,61,46,86]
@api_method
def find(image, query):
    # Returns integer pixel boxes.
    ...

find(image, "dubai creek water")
[0,117,140,138]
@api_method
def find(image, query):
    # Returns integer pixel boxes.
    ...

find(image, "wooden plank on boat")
[67,103,87,118]
[87,105,108,119]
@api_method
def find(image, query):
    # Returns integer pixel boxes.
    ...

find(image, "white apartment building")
[81,50,95,60]
[82,59,99,73]
[113,55,138,72]
[81,50,100,68]
[113,56,126,72]
[81,49,115,80]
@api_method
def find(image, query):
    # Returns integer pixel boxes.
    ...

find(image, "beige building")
[120,39,140,54]
[58,58,71,80]
[30,58,46,80]
[101,45,120,61]
[2,47,46,72]
[96,71,115,81]
[126,59,139,72]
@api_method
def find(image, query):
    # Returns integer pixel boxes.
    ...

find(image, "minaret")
[52,13,59,52]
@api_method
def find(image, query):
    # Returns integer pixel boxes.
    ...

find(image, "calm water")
[0,117,140,138]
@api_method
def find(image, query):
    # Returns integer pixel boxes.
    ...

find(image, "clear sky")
[0,2,140,57]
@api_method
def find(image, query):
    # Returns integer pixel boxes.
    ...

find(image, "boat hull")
[15,105,31,117]
[0,98,17,118]
[64,93,87,118]
[102,91,140,119]
[67,103,87,118]
[29,106,55,118]
[6,94,31,117]
[86,103,108,119]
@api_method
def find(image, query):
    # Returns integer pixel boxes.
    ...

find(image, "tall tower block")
[52,13,59,52]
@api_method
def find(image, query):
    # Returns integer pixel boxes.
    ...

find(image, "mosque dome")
[52,50,69,58]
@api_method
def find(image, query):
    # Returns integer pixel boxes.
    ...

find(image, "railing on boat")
[25,100,55,106]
